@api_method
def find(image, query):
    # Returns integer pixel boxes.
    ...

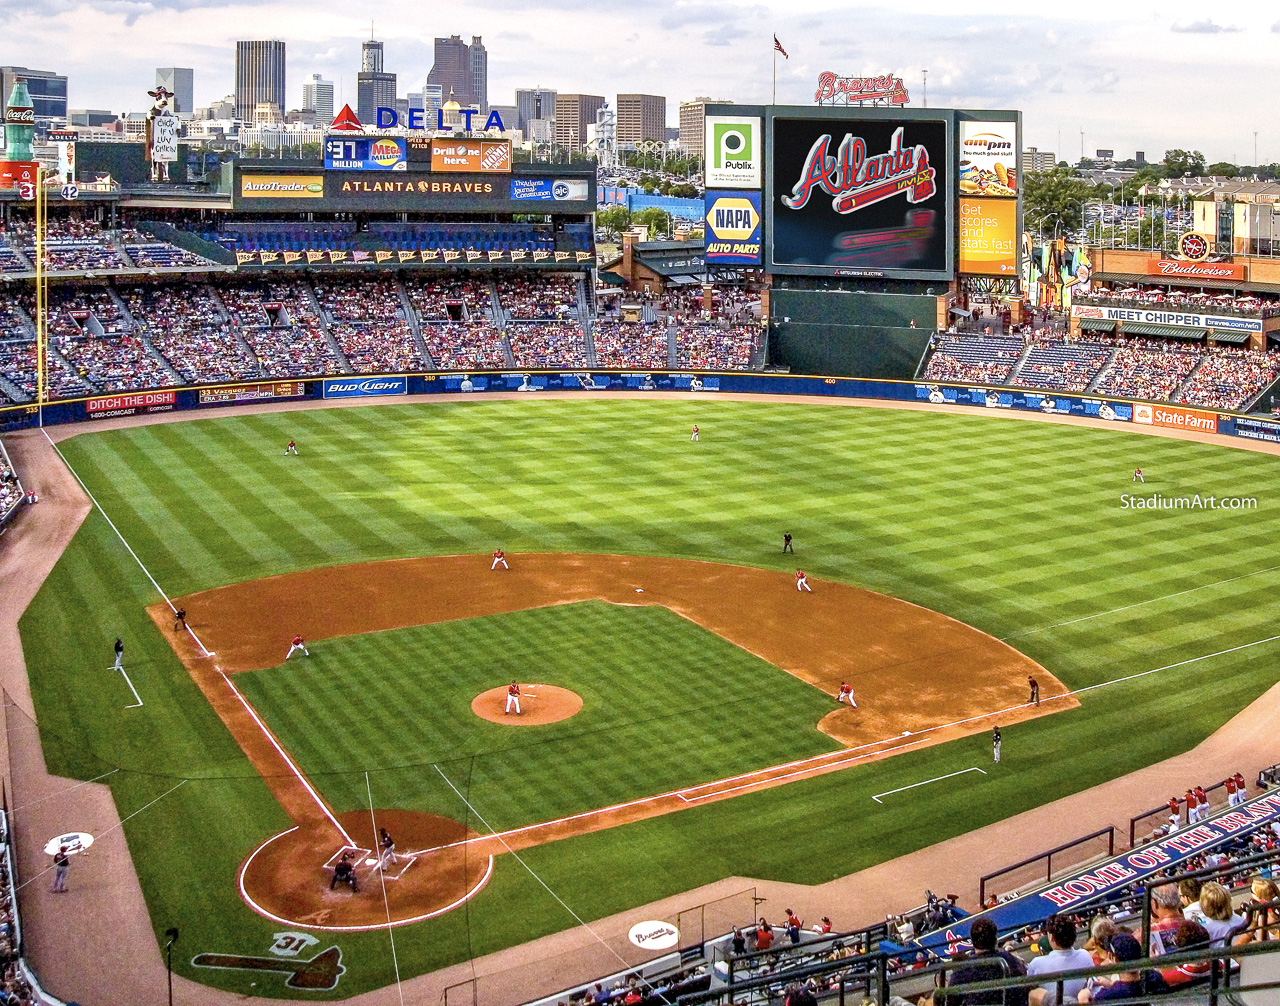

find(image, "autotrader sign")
[322,377,408,399]
[1071,304,1263,332]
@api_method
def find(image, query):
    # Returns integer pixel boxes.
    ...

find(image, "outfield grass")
[16,398,1280,998]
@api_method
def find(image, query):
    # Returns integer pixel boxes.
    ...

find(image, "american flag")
[773,35,789,58]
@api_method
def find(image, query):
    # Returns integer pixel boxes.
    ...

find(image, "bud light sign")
[322,377,408,398]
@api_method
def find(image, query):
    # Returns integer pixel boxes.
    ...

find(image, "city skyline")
[3,1,1280,159]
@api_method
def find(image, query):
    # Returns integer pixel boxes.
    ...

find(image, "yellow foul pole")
[34,167,45,426]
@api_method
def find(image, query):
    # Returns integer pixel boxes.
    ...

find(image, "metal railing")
[1130,780,1229,848]
[979,827,1115,907]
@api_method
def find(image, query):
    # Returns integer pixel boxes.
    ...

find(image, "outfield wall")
[0,372,1276,446]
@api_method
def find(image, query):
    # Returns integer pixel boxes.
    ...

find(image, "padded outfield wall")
[768,288,937,377]
[0,372,1275,445]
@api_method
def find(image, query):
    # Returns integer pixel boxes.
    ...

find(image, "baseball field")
[14,395,1280,999]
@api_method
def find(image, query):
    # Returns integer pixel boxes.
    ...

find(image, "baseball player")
[1028,676,1040,706]
[113,637,124,671]
[1184,788,1198,823]
[491,549,508,570]
[690,424,699,442]
[1133,468,1144,482]
[505,682,521,715]
[51,845,69,893]
[836,682,857,707]
[795,569,812,592]
[286,440,298,456]
[992,725,1001,763]
[173,607,186,631]
[1168,796,1181,832]
[1195,785,1208,821]
[783,532,793,553]
[285,634,309,660]
[377,827,398,870]
[330,851,358,893]
[1233,772,1247,805]
[1225,775,1237,807]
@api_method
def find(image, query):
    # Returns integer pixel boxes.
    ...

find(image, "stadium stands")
[495,274,579,320]
[404,275,491,321]
[674,323,758,370]
[593,322,669,369]
[220,279,339,378]
[508,322,589,368]
[0,442,23,518]
[422,322,507,370]
[1094,340,1202,402]
[124,284,258,385]
[314,277,425,374]
[1178,348,1280,411]
[922,336,1025,385]
[1016,341,1111,392]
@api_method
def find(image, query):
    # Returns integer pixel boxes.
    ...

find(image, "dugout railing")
[979,826,1116,907]
[1131,780,1232,848]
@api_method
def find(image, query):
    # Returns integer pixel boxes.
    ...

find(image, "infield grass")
[16,397,1280,997]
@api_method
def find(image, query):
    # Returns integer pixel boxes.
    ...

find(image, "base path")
[148,553,1072,928]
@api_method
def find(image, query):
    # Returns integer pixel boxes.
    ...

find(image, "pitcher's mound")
[472,684,583,725]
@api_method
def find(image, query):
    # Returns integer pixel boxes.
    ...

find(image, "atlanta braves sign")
[782,126,936,215]
[771,115,951,278]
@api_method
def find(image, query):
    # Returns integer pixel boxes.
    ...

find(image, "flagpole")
[772,37,776,104]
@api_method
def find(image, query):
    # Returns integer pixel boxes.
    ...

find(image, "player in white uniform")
[690,425,699,442]
[505,682,521,714]
[795,570,812,592]
[491,549,508,570]
[285,634,309,659]
[836,682,857,707]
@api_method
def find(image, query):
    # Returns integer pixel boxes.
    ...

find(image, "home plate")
[635,588,644,592]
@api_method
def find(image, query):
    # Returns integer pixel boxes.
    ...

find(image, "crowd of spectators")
[922,336,1023,385]
[1017,342,1112,393]
[314,278,404,325]
[221,280,337,378]
[125,243,215,269]
[508,322,589,368]
[0,449,22,516]
[593,323,669,369]
[1093,340,1202,402]
[405,276,491,321]
[125,285,258,385]
[0,826,37,1006]
[331,321,423,374]
[1178,348,1280,411]
[0,340,89,400]
[422,323,508,370]
[674,323,757,370]
[495,274,580,320]
[56,332,170,393]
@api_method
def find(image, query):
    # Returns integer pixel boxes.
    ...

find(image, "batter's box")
[374,855,417,882]
[323,846,371,870]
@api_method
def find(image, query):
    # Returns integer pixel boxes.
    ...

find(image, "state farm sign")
[1133,403,1220,433]
[1150,259,1245,281]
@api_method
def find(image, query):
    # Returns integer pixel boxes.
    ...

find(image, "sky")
[1,0,1278,162]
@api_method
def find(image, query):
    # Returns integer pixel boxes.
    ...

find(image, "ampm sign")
[704,191,762,265]
[322,377,408,399]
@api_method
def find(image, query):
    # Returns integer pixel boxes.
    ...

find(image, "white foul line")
[872,766,987,804]
[107,665,144,708]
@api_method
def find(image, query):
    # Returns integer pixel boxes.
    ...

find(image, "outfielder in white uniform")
[285,634,309,659]
[505,682,521,714]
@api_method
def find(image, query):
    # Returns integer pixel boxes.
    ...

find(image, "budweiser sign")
[1151,259,1245,280]
[782,126,936,215]
[815,72,909,105]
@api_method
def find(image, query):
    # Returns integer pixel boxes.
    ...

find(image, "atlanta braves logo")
[783,126,936,215]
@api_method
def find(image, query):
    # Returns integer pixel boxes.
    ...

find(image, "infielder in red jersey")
[505,682,521,715]
[795,570,812,592]
[491,549,508,570]
[285,634,309,659]
[836,682,857,707]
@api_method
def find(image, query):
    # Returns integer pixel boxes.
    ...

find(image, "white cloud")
[1170,18,1242,33]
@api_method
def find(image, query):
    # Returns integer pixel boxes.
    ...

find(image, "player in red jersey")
[491,549,508,570]
[285,634,309,659]
[836,682,857,708]
[795,570,811,592]
[505,682,521,715]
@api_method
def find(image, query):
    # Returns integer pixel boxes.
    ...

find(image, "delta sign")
[376,107,506,132]
[704,191,762,265]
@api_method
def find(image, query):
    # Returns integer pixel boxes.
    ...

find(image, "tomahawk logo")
[783,127,936,215]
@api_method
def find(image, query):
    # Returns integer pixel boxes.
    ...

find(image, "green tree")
[1023,167,1095,233]
[595,205,632,240]
[1206,161,1238,178]
[632,207,672,237]
[1163,149,1206,178]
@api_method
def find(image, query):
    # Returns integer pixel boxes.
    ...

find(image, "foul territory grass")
[236,602,842,829]
[17,398,1280,998]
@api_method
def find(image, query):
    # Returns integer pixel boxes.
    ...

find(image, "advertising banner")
[1149,259,1246,281]
[437,373,720,393]
[814,73,909,106]
[321,377,408,399]
[771,115,950,278]
[324,136,407,171]
[908,792,1280,955]
[510,178,590,201]
[1132,402,1220,433]
[1232,416,1280,443]
[86,391,176,417]
[150,111,179,164]
[704,191,763,265]
[239,175,324,200]
[705,115,762,189]
[959,121,1017,197]
[1070,304,1263,333]
[915,383,1132,421]
[430,138,512,173]
[198,382,306,405]
[958,198,1017,276]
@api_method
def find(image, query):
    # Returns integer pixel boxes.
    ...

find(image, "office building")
[357,40,396,124]
[616,94,666,146]
[235,40,286,123]
[515,87,556,139]
[554,93,605,153]
[1022,147,1057,172]
[69,109,117,127]
[302,73,334,122]
[155,67,193,116]
[0,66,68,139]
[678,97,730,157]
[427,35,487,111]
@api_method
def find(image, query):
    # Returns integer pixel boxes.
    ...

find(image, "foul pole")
[34,166,46,427]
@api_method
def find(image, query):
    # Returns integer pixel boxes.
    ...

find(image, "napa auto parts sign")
[1071,304,1263,332]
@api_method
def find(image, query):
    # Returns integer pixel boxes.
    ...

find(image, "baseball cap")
[1107,933,1142,962]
